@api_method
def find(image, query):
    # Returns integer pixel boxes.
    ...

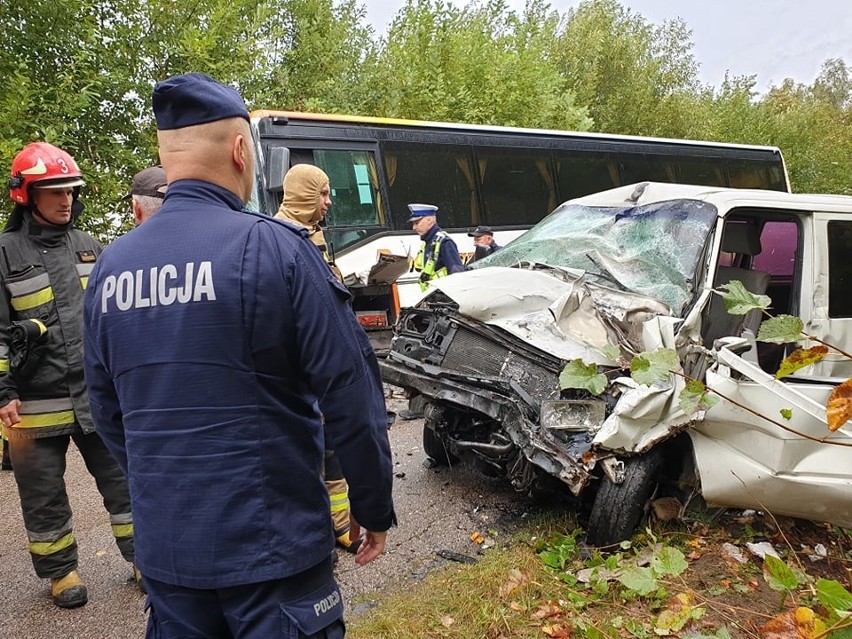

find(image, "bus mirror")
[266,146,290,192]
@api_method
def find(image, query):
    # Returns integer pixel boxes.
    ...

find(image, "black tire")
[586,447,666,547]
[422,423,458,466]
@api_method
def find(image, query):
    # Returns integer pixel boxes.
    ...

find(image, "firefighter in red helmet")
[1,142,138,608]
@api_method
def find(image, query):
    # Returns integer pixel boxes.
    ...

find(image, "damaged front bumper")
[381,348,602,495]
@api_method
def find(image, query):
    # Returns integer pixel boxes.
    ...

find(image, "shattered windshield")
[473,199,718,312]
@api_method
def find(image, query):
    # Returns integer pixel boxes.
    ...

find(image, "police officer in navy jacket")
[83,73,395,638]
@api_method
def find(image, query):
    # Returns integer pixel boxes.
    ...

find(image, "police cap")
[152,72,249,131]
[407,203,438,222]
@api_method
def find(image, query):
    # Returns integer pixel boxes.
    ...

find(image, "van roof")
[572,182,852,214]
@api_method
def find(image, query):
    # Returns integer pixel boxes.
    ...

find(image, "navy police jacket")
[83,181,395,589]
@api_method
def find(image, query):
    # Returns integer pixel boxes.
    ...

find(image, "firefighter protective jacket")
[0,211,101,437]
[83,180,395,589]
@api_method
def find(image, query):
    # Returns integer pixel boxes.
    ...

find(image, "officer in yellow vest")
[410,203,464,291]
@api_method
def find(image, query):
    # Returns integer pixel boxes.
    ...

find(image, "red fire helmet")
[8,142,85,205]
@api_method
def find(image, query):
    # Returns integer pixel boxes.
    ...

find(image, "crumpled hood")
[428,266,673,364]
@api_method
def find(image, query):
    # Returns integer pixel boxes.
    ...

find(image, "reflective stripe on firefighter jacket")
[413,231,450,291]
[0,211,101,437]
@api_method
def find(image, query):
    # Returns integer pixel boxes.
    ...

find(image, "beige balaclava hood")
[275,164,330,249]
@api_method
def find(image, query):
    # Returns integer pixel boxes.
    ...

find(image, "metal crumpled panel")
[430,267,672,365]
[593,316,695,453]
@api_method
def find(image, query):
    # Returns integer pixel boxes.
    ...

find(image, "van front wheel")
[586,448,665,547]
[422,422,458,467]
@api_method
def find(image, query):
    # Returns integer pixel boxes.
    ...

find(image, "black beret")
[152,72,249,131]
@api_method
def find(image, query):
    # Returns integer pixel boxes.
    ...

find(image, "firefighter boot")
[133,564,147,595]
[327,477,362,554]
[50,570,88,608]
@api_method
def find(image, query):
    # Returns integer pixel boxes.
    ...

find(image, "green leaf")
[763,555,800,591]
[775,346,829,379]
[559,359,608,395]
[630,348,679,386]
[779,408,793,420]
[757,315,804,344]
[715,280,772,315]
[602,344,622,361]
[650,547,688,577]
[817,578,852,611]
[678,379,719,415]
[618,566,658,596]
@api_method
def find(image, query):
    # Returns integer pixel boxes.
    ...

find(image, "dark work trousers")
[7,427,134,578]
[144,556,345,639]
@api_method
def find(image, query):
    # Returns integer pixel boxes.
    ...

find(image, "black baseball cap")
[468,225,494,237]
[123,166,167,201]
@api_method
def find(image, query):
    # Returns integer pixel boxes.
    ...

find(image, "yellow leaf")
[826,378,852,431]
[758,606,823,639]
[470,531,485,544]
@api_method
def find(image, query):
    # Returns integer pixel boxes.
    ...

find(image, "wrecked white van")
[379,182,852,546]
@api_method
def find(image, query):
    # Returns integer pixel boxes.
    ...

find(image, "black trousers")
[7,428,134,578]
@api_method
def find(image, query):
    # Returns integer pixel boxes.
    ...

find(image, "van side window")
[827,221,852,318]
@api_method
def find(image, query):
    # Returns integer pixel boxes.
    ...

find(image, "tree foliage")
[1,0,850,241]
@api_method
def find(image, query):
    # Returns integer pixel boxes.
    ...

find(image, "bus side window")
[726,158,788,192]
[313,150,386,228]
[554,151,620,200]
[474,147,556,226]
[676,156,726,186]
[619,152,677,184]
[380,141,479,230]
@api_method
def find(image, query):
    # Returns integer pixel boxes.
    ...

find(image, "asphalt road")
[0,387,538,638]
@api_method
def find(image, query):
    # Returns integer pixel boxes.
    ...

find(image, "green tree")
[552,0,701,136]
[0,0,374,240]
[362,0,591,129]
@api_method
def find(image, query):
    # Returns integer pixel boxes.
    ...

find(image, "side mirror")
[265,146,290,193]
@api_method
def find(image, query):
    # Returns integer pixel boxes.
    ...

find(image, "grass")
[348,513,577,639]
[348,511,852,639]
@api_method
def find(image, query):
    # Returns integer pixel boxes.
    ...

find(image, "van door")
[691,209,852,529]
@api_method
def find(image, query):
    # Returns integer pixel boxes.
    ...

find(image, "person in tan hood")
[275,163,360,554]
[275,164,343,281]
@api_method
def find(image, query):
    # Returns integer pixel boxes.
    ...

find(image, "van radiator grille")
[440,327,559,404]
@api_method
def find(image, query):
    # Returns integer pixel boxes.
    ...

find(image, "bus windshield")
[472,199,718,312]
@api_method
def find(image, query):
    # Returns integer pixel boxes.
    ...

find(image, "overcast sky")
[362,0,852,91]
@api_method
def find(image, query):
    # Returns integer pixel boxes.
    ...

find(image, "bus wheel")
[586,447,665,548]
[423,422,458,467]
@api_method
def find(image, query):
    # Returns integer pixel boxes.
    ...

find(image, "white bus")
[247,110,790,349]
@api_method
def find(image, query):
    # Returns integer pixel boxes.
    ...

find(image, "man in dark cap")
[83,72,395,638]
[468,225,501,263]
[125,165,167,225]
